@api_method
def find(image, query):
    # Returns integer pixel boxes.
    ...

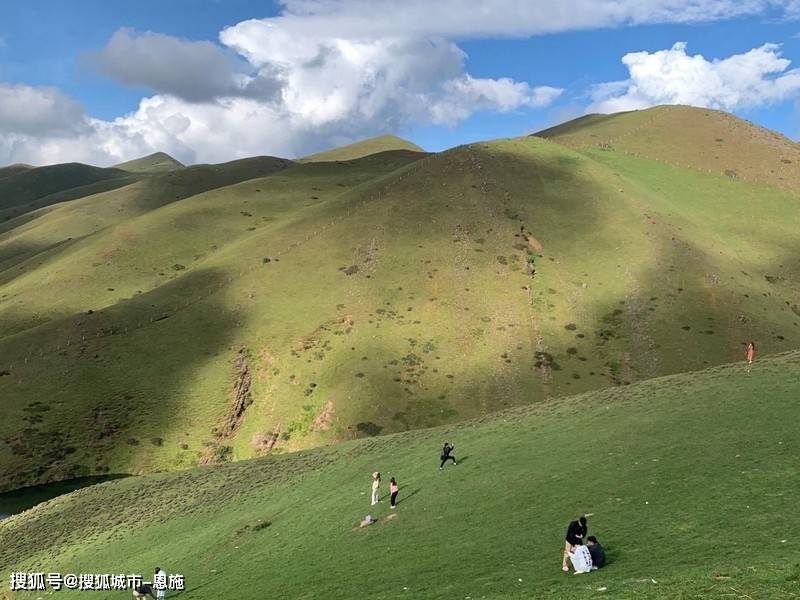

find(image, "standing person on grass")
[154,567,166,600]
[439,442,456,470]
[562,516,588,572]
[371,472,381,506]
[389,477,399,508]
[746,341,756,364]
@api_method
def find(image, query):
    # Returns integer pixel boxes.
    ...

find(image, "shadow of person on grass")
[396,488,421,505]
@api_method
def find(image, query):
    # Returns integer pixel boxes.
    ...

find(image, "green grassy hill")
[300,134,426,162]
[536,104,800,189]
[1,114,799,489]
[0,163,133,215]
[2,352,798,599]
[114,152,185,174]
[0,164,33,181]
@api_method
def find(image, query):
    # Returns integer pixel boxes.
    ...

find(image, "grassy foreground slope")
[2,352,799,599]
[1,126,799,488]
[301,134,425,162]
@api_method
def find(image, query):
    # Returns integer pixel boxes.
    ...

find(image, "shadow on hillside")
[0,267,240,491]
[0,238,84,288]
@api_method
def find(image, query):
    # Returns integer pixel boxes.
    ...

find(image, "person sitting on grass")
[569,543,593,574]
[562,515,588,572]
[586,536,606,569]
[132,584,155,600]
[439,442,456,469]
[359,514,376,528]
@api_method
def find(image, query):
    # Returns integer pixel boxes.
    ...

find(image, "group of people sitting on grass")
[562,515,606,574]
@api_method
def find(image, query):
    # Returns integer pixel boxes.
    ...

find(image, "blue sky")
[1,0,800,165]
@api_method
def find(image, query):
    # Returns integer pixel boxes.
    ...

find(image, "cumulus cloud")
[3,0,800,165]
[589,42,800,112]
[0,84,90,137]
[89,29,282,102]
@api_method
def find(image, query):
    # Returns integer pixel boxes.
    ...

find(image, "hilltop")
[2,352,798,599]
[300,134,426,162]
[536,104,800,189]
[0,164,33,181]
[114,152,185,174]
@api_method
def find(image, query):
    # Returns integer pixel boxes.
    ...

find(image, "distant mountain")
[0,164,33,181]
[0,163,133,215]
[115,151,185,174]
[536,104,800,190]
[300,134,425,162]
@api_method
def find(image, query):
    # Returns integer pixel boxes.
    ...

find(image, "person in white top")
[371,472,381,506]
[153,567,166,600]
[569,545,593,574]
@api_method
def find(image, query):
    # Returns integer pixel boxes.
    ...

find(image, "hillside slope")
[2,352,798,599]
[536,105,800,190]
[0,126,798,489]
[0,163,132,213]
[301,134,425,162]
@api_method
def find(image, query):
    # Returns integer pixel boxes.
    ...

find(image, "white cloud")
[0,84,90,137]
[3,0,800,165]
[589,42,800,113]
[264,0,799,39]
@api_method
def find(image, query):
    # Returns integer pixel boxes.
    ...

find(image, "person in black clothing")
[439,442,456,469]
[132,584,155,600]
[586,536,605,569]
[562,515,588,572]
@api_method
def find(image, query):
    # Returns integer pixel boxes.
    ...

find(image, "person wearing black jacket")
[439,442,456,469]
[562,516,588,572]
[587,536,605,569]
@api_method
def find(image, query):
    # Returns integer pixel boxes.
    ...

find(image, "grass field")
[1,113,799,490]
[1,351,798,599]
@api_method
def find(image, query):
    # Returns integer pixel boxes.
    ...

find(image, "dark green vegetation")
[2,353,799,599]
[1,110,799,491]
[0,475,127,515]
[0,163,138,222]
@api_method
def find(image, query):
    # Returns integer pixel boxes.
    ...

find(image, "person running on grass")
[562,515,588,572]
[439,442,457,469]
[389,477,399,508]
[746,341,756,364]
[371,472,381,506]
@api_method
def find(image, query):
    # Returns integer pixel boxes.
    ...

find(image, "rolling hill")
[114,152,185,174]
[2,352,798,599]
[0,164,33,181]
[300,134,426,162]
[0,163,134,217]
[0,112,799,492]
[536,104,800,190]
